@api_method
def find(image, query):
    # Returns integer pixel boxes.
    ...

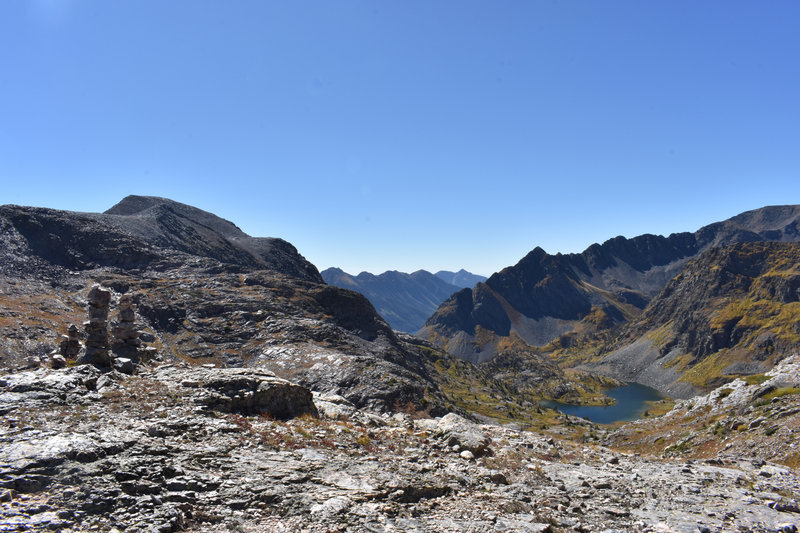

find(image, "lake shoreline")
[541,382,667,424]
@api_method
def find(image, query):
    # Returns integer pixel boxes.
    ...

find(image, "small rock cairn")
[111,293,141,359]
[83,284,112,366]
[59,324,82,358]
[50,324,82,369]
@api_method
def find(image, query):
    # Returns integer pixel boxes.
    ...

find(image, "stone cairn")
[111,293,141,360]
[83,284,113,366]
[59,324,82,358]
[51,324,82,368]
[48,286,148,372]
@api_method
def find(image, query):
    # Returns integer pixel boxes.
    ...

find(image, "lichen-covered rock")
[312,391,357,420]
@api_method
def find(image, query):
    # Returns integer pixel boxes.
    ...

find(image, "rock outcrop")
[1,364,799,532]
[171,366,318,418]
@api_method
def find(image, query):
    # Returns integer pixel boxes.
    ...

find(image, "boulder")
[421,413,492,457]
[162,367,318,419]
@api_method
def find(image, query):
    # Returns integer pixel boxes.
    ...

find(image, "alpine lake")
[542,382,665,425]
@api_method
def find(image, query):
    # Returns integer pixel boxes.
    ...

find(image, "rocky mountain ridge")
[0,196,449,413]
[420,205,800,396]
[588,241,800,398]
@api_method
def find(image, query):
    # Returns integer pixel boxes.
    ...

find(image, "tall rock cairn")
[111,293,141,359]
[83,284,112,366]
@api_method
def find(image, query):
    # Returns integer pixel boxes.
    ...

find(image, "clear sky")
[2,1,799,276]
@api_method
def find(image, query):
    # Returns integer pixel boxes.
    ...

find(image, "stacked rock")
[83,284,112,366]
[59,324,82,359]
[111,294,141,359]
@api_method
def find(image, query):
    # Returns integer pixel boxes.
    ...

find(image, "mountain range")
[2,196,800,531]
[321,268,486,333]
[1,195,579,418]
[4,197,799,404]
[421,204,800,397]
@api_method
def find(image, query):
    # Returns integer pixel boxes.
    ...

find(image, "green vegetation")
[646,323,674,350]
[664,352,694,374]
[760,387,800,402]
[641,399,675,418]
[715,387,734,401]
[742,374,770,386]
[711,297,800,347]
[424,343,546,428]
[679,350,740,389]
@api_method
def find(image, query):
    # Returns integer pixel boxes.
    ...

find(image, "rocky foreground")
[2,363,799,533]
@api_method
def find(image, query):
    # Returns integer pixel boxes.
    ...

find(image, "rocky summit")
[1,197,799,532]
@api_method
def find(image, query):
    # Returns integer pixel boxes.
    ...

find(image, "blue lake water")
[542,382,665,424]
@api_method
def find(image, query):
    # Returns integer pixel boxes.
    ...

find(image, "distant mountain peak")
[434,269,487,289]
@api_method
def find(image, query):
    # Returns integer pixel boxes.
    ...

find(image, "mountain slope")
[0,198,449,412]
[589,241,800,397]
[1,196,607,420]
[421,205,800,367]
[321,268,462,333]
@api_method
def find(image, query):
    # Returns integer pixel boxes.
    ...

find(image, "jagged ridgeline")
[0,196,548,418]
[420,205,800,397]
[593,241,800,397]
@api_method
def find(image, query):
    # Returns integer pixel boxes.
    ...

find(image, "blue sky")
[2,1,799,276]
